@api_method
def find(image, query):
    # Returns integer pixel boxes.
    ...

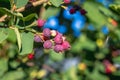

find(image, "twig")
[0,0,48,22]
[16,0,48,12]
[0,15,7,22]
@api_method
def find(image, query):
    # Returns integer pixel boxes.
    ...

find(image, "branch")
[16,0,48,12]
[0,0,48,22]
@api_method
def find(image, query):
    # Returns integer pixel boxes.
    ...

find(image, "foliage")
[0,0,120,80]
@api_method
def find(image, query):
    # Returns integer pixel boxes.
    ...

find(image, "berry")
[80,9,87,15]
[69,8,76,14]
[37,19,46,28]
[54,33,63,44]
[54,45,64,53]
[62,41,71,50]
[28,54,34,60]
[43,28,51,37]
[34,35,42,42]
[43,40,53,49]
[105,66,112,74]
[64,0,71,4]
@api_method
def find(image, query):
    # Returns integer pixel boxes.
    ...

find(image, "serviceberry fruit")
[80,9,87,15]
[54,45,64,53]
[28,54,34,60]
[43,40,53,49]
[54,33,63,44]
[64,0,71,4]
[105,66,112,74]
[62,41,71,50]
[34,34,42,42]
[37,19,46,28]
[43,28,51,37]
[69,8,76,14]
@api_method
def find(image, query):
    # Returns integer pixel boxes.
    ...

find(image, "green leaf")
[49,50,64,61]
[0,28,8,43]
[9,61,20,68]
[22,13,38,21]
[14,27,21,51]
[50,0,62,7]
[0,58,8,77]
[42,7,60,20]
[83,2,107,28]
[14,0,29,8]
[99,6,118,20]
[71,34,96,52]
[20,32,34,55]
[113,56,120,64]
[1,70,25,80]
[0,7,23,18]
[6,28,17,43]
[0,7,14,16]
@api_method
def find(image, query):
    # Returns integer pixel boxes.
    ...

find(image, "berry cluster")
[34,22,71,53]
[69,5,87,15]
[43,28,71,53]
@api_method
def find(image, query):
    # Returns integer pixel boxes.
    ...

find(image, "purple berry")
[80,9,87,15]
[43,28,51,37]
[43,40,52,49]
[62,41,71,50]
[34,35,42,42]
[54,45,64,53]
[69,8,76,14]
[54,33,63,44]
[37,19,46,28]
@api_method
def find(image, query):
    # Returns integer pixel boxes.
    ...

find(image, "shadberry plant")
[0,0,83,58]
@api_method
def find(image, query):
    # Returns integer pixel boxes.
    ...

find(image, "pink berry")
[105,67,112,74]
[43,28,51,37]
[43,40,53,49]
[54,33,63,44]
[64,0,71,4]
[54,45,64,53]
[37,19,46,28]
[34,35,42,42]
[62,41,71,50]
[28,54,34,60]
